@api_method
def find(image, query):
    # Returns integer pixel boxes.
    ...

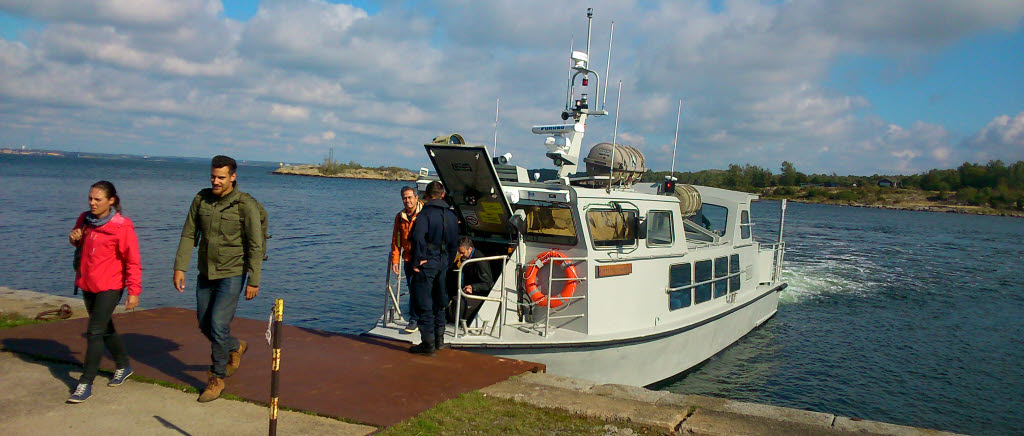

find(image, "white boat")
[366,9,787,387]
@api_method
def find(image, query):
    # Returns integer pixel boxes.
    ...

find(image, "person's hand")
[125,295,139,310]
[414,259,426,273]
[173,270,186,293]
[463,285,473,295]
[245,285,259,300]
[391,263,400,275]
[69,228,83,244]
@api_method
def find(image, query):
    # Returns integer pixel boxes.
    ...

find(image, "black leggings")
[80,290,129,384]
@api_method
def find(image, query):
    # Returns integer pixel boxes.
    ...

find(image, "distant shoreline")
[763,195,1024,218]
[272,164,417,181]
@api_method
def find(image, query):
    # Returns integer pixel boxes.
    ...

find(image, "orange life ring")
[523,250,579,308]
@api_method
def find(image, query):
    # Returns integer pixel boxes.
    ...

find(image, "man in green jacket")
[173,155,264,403]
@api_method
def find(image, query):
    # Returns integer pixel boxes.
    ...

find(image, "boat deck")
[0,307,544,427]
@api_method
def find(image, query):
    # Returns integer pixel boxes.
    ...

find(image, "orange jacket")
[390,202,422,265]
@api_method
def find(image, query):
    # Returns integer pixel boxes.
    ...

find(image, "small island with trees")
[273,153,416,181]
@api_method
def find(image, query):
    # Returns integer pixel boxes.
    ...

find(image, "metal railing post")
[269,299,283,436]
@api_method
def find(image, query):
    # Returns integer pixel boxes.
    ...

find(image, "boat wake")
[778,255,881,304]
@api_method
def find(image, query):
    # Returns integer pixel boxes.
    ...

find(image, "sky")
[1,0,1022,176]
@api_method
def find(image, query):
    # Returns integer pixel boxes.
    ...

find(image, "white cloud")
[962,112,1024,162]
[0,0,211,28]
[0,0,1022,173]
[270,103,310,122]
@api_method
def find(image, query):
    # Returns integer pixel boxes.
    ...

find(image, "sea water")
[1,154,1022,435]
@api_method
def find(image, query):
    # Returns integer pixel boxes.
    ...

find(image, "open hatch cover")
[424,144,514,238]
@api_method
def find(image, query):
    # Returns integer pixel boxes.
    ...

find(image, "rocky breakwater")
[273,164,416,181]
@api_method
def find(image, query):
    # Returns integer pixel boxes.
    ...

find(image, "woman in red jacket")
[66,181,142,403]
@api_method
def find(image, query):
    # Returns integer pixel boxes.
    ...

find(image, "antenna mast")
[533,8,611,177]
[670,99,682,177]
[586,8,594,51]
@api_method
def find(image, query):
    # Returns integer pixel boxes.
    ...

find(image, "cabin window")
[729,254,741,292]
[668,263,692,310]
[692,204,728,236]
[587,209,637,248]
[694,260,713,304]
[514,201,577,246]
[740,210,751,239]
[646,210,673,246]
[714,256,729,298]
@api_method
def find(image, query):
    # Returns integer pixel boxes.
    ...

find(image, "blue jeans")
[412,257,449,346]
[196,274,245,378]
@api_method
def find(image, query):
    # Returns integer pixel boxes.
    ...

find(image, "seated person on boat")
[447,236,493,323]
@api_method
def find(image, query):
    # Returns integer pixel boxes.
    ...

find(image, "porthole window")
[729,254,741,292]
[714,257,728,298]
[668,263,691,310]
[695,260,712,304]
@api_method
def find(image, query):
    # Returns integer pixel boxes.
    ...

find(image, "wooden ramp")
[0,307,543,427]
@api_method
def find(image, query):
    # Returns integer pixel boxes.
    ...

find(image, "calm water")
[2,155,1022,435]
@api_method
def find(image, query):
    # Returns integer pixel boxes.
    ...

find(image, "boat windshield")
[689,204,728,236]
[513,201,577,245]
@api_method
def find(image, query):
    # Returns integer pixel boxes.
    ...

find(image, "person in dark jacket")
[173,155,264,402]
[451,236,493,323]
[408,181,459,355]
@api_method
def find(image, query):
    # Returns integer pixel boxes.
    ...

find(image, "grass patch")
[382,391,663,435]
[0,312,49,329]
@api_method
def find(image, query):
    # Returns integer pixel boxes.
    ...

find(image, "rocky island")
[273,164,416,181]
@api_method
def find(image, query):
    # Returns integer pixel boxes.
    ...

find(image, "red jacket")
[73,212,142,296]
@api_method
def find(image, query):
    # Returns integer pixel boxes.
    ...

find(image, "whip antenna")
[493,98,500,156]
[608,80,622,192]
[565,37,574,110]
[603,21,614,109]
[670,99,682,177]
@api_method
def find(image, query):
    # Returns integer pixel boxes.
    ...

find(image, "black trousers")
[412,258,449,346]
[80,289,129,384]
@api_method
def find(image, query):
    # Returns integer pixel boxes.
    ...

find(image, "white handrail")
[454,255,509,340]
[539,256,588,337]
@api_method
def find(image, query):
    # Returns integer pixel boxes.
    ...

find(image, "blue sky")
[827,29,1024,137]
[1,0,1022,175]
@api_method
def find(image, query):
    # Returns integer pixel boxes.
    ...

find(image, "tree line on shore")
[641,160,1024,211]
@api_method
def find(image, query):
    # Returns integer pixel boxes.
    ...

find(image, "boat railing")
[536,256,588,338]
[383,249,414,326]
[453,255,510,340]
[761,242,786,283]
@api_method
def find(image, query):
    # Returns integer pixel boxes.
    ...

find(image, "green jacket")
[174,188,264,287]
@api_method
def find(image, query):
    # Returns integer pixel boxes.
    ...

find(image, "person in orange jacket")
[67,181,142,403]
[390,186,422,333]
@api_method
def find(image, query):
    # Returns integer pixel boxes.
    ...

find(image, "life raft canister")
[523,250,579,308]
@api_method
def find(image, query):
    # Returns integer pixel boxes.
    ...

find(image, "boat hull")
[457,285,781,387]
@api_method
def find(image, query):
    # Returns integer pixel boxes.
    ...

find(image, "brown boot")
[198,373,225,403]
[225,339,248,377]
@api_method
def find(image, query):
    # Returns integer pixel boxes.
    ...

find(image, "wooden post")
[269,299,283,436]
